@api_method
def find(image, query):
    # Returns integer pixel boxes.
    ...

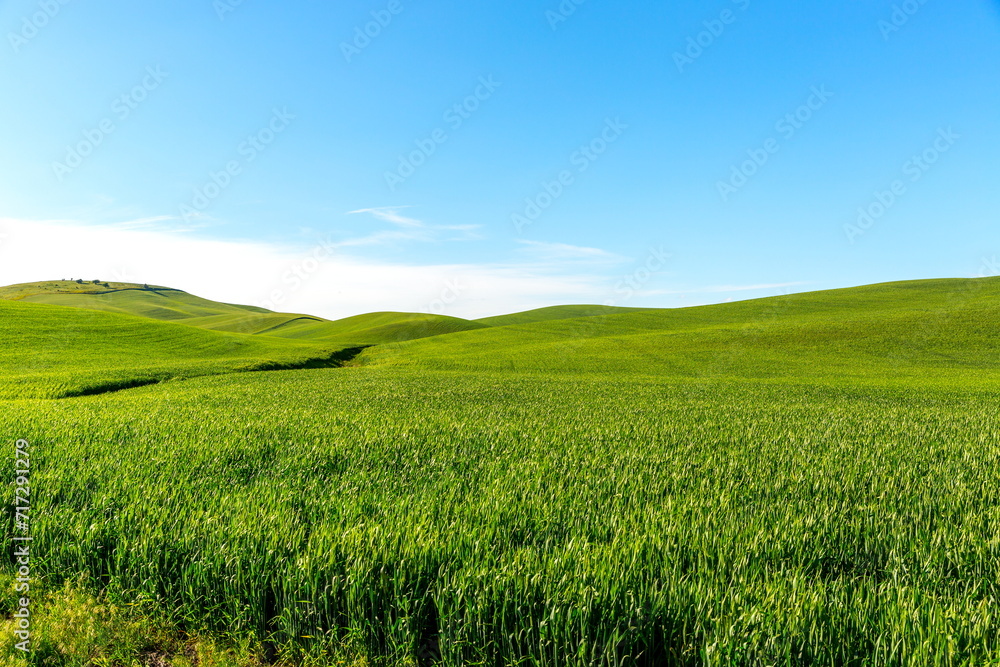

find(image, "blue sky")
[1,0,998,319]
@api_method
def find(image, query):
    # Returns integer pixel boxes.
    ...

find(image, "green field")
[2,278,999,666]
[0,282,488,399]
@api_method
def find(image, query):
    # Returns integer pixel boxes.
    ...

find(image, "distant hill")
[475,304,648,327]
[2,280,269,320]
[0,280,487,346]
[0,281,487,398]
[359,277,1000,387]
[4,276,999,399]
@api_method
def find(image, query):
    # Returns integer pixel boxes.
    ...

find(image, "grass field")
[0,298,342,400]
[0,282,488,399]
[2,278,999,665]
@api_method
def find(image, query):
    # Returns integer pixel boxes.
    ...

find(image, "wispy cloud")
[516,240,626,264]
[348,206,423,228]
[342,206,483,246]
[644,281,808,296]
[333,229,431,249]
[104,215,211,233]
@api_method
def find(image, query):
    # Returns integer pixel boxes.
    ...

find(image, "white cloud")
[0,218,613,320]
[341,207,484,247]
[347,206,423,228]
[516,240,626,263]
[0,217,815,320]
[103,215,222,234]
[643,282,808,296]
[331,228,432,249]
[105,215,180,231]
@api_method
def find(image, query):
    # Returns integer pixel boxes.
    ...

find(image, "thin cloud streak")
[516,240,627,263]
[347,206,423,228]
[644,282,809,296]
[342,207,484,246]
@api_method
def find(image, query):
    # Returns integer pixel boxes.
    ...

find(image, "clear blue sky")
[1,0,998,319]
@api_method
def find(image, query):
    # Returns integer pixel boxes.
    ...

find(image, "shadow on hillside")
[56,346,372,399]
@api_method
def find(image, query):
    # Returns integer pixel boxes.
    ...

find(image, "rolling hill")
[360,277,1000,386]
[0,281,492,398]
[0,280,487,345]
[474,304,648,327]
[0,297,345,400]
[3,276,999,399]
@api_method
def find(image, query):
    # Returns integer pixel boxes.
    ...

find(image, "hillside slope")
[475,304,647,327]
[0,298,341,399]
[360,277,1000,386]
[0,280,487,345]
[5,277,999,398]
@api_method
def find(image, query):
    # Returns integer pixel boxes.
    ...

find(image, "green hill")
[0,280,487,346]
[180,310,487,344]
[0,281,494,399]
[4,276,999,399]
[360,277,1000,386]
[0,298,342,400]
[3,281,272,322]
[295,311,490,343]
[474,304,647,327]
